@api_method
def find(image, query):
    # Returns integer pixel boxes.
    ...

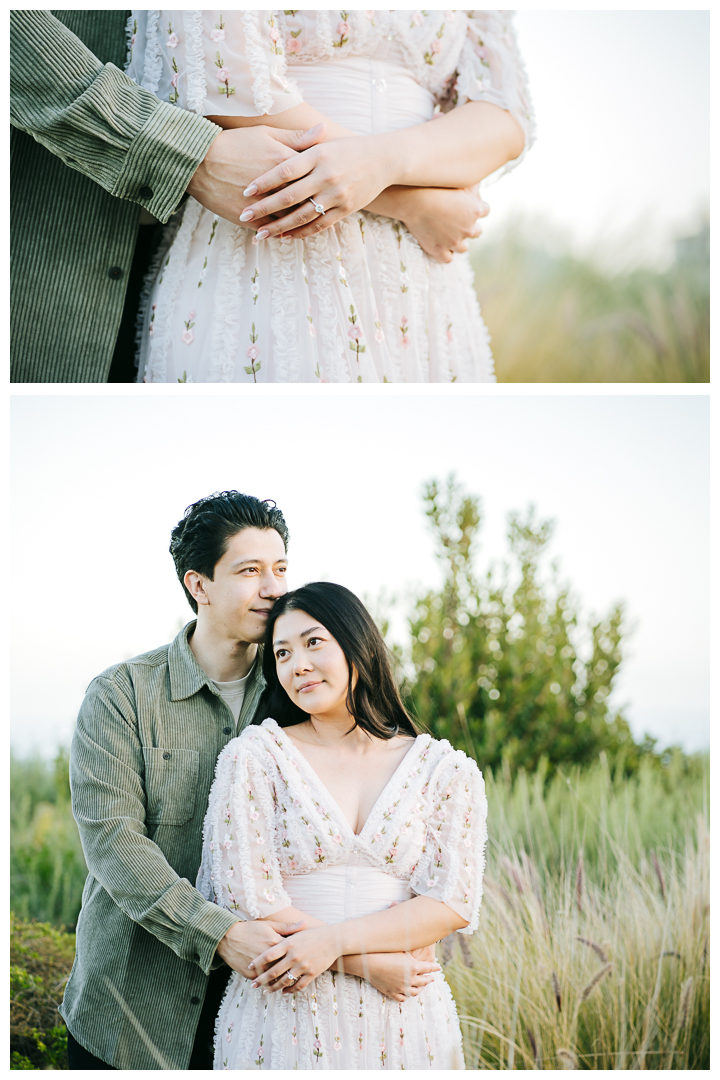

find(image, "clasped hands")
[188,122,488,264]
[217,916,440,1003]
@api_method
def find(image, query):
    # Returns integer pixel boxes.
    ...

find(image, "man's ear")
[184,570,210,606]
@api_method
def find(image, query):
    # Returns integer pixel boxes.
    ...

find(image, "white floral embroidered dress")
[126,10,533,383]
[197,720,487,1070]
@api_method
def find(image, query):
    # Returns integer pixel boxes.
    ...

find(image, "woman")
[126,10,534,382]
[197,582,487,1069]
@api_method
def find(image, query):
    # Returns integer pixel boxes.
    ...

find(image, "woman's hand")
[399,187,490,264]
[249,926,341,995]
[359,951,441,1001]
[239,134,396,239]
[186,123,327,226]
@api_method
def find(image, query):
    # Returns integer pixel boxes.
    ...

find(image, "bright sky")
[10,392,709,758]
[480,9,710,268]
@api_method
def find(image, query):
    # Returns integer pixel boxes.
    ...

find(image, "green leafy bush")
[406,477,664,780]
[10,917,75,1069]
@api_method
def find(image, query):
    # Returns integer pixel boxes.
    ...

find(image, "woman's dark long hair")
[257,582,419,740]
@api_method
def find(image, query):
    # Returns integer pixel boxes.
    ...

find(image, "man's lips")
[251,608,272,616]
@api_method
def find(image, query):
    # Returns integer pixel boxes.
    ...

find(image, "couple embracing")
[61,491,487,1070]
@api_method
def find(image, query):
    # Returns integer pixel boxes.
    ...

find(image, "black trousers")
[66,965,232,1070]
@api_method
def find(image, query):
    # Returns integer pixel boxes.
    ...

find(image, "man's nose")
[258,570,282,597]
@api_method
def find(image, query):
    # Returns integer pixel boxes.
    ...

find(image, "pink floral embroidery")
[400,316,410,348]
[166,27,179,48]
[215,49,235,96]
[210,16,226,43]
[411,12,425,27]
[268,15,283,55]
[424,21,445,64]
[182,310,195,344]
[333,10,350,47]
[245,324,261,381]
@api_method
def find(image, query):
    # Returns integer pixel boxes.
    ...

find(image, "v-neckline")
[263,718,429,840]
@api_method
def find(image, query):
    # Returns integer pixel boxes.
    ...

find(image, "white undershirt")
[211,664,254,727]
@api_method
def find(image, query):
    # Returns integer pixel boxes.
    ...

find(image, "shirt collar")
[168,620,264,702]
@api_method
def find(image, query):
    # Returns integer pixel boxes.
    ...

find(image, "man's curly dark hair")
[170,491,289,613]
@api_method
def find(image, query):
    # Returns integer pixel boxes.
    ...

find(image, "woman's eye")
[307,637,322,647]
[275,649,288,660]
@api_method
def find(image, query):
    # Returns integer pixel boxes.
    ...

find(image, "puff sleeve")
[439,11,535,177]
[197,737,293,920]
[126,10,304,118]
[409,749,488,933]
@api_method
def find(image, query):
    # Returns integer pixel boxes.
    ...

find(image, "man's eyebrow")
[273,626,322,648]
[230,557,289,568]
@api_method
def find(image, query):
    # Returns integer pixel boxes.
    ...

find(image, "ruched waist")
[283,853,414,924]
[289,55,435,136]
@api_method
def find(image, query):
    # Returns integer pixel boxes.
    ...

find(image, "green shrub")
[406,477,664,780]
[10,917,75,1070]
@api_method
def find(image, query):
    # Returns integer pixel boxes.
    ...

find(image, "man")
[60,491,297,1069]
[10,11,321,382]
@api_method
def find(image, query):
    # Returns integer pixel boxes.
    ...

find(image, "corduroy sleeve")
[70,673,240,974]
[10,9,221,223]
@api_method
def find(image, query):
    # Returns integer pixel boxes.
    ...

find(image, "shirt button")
[139,185,154,199]
[108,266,123,280]
[223,727,232,735]
[163,752,171,760]
[190,996,201,1005]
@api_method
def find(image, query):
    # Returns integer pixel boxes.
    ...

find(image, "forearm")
[259,905,326,930]
[380,101,525,190]
[210,103,450,221]
[11,10,220,223]
[331,896,467,956]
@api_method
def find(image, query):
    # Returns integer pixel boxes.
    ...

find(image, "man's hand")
[216,918,305,978]
[400,186,490,264]
[186,124,326,226]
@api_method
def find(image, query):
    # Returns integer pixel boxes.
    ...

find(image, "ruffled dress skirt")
[215,966,464,1070]
[136,200,495,384]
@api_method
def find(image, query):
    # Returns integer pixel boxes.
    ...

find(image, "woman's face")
[272,608,351,720]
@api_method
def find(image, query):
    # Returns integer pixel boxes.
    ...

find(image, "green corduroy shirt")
[10,10,221,383]
[59,622,266,1070]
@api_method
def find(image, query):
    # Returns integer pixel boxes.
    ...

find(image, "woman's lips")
[298,681,322,693]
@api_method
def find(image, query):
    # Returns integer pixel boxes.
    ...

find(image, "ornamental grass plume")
[441,754,709,1069]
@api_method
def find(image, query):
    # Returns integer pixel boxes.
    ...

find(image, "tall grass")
[473,225,709,382]
[10,749,709,1068]
[443,752,709,1069]
[10,751,87,929]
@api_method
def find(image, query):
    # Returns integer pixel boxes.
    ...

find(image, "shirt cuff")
[113,98,221,223]
[182,899,241,976]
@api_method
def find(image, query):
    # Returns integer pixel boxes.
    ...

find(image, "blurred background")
[10,393,709,1068]
[472,9,709,381]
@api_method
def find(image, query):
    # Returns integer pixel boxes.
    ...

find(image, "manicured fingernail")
[243,184,258,197]
[257,229,269,240]
[239,209,254,222]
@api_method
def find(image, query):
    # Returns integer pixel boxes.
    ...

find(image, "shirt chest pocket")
[142,747,200,826]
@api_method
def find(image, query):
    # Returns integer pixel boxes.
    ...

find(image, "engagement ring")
[286,971,298,982]
[309,198,326,215]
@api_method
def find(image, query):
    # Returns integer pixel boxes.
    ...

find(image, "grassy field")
[473,225,709,382]
[444,752,709,1069]
[10,749,709,1068]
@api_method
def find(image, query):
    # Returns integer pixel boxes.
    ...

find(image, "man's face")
[188,527,288,643]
